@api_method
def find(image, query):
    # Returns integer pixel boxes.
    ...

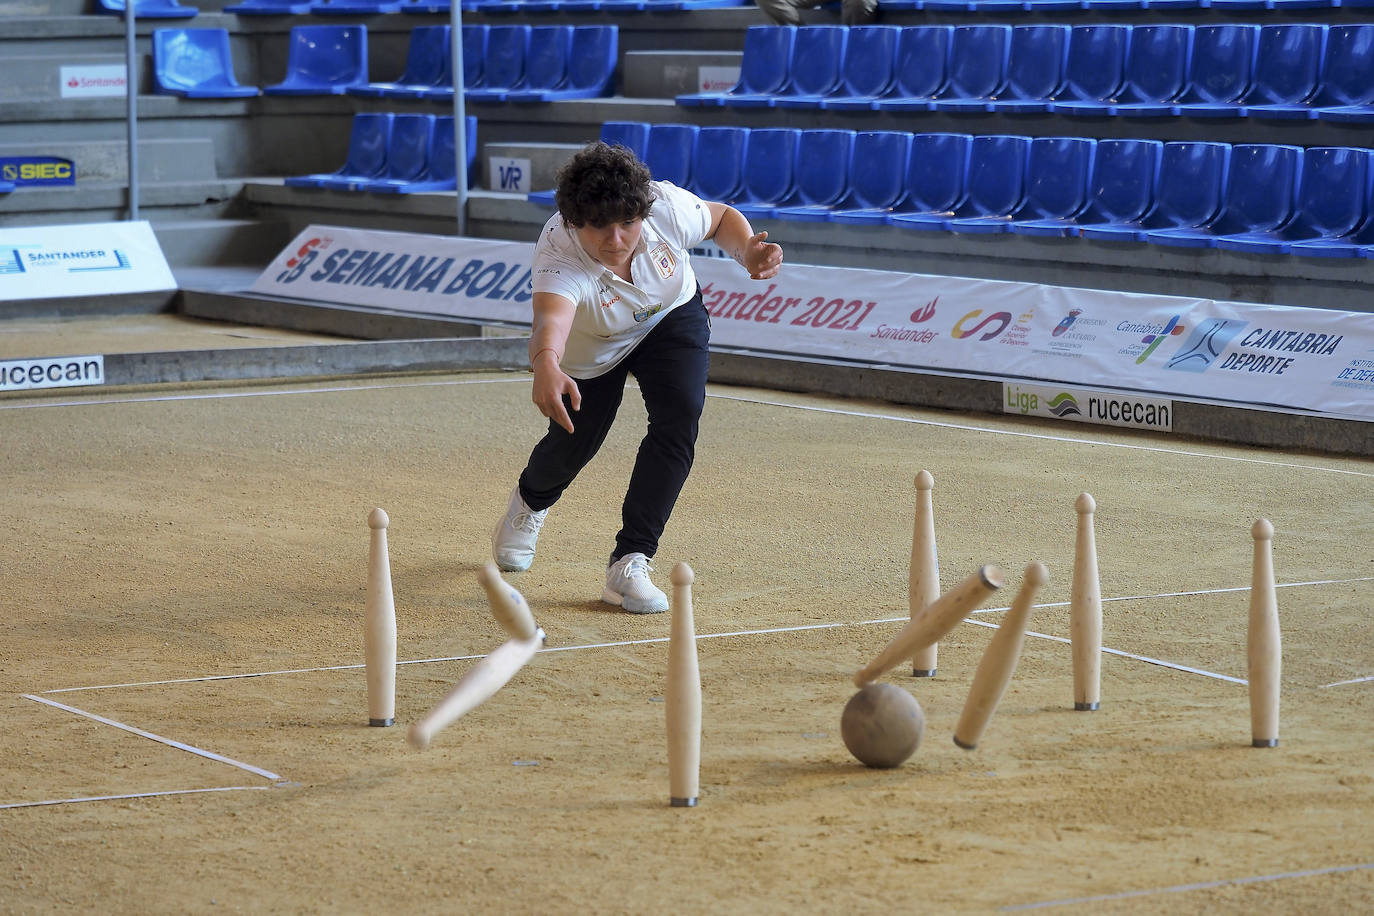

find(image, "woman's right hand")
[531,353,581,434]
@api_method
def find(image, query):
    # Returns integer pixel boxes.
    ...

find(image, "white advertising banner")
[59,64,128,99]
[250,225,533,324]
[251,226,1374,420]
[0,221,176,301]
[0,354,104,392]
[691,257,1374,421]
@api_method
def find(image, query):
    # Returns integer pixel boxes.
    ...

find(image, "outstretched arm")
[529,291,581,434]
[705,202,784,280]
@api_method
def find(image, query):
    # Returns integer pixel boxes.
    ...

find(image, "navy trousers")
[518,290,711,561]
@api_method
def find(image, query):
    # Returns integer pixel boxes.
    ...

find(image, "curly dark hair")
[555,141,655,229]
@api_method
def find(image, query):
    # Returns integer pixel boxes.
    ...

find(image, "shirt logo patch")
[650,243,676,280]
[598,283,621,309]
[634,303,664,323]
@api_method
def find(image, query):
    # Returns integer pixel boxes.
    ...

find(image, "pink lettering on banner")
[700,282,875,332]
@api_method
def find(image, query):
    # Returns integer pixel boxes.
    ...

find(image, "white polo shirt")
[531,180,712,379]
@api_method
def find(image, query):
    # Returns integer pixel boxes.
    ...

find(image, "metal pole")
[449,3,468,237]
[125,0,140,221]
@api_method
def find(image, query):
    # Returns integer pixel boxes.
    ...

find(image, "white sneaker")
[492,486,547,572]
[602,552,669,614]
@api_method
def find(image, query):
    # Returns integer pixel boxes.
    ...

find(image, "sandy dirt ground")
[1,318,1371,913]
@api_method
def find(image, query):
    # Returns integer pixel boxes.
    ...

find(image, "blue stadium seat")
[734,128,803,219]
[691,127,750,203]
[876,0,922,11]
[1172,25,1261,117]
[398,0,455,11]
[284,112,393,189]
[263,25,368,96]
[350,25,450,100]
[829,132,969,225]
[0,181,14,194]
[1081,141,1229,242]
[771,130,857,221]
[362,114,475,194]
[987,25,1070,114]
[953,137,1093,234]
[98,0,198,17]
[1039,25,1130,114]
[224,0,312,13]
[924,26,1012,113]
[311,0,403,12]
[1146,145,1301,248]
[152,28,258,99]
[1217,147,1368,254]
[817,26,904,110]
[1310,26,1374,122]
[420,24,487,101]
[643,124,699,187]
[1057,25,1191,118]
[428,115,479,190]
[1238,25,1329,120]
[501,26,574,102]
[1030,139,1163,238]
[601,121,651,159]
[1021,0,1079,10]
[677,26,794,107]
[465,25,532,103]
[939,25,1044,113]
[872,26,953,112]
[894,135,1030,231]
[777,131,908,221]
[512,26,617,102]
[357,114,435,192]
[730,26,847,110]
[884,133,975,230]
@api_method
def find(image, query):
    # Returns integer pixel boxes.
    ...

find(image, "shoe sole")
[601,587,667,614]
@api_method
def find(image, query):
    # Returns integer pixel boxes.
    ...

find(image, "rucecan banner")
[252,226,1374,420]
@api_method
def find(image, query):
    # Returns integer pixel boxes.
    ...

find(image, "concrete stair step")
[481,141,580,194]
[621,49,741,100]
[153,217,294,268]
[0,137,217,183]
[0,53,148,101]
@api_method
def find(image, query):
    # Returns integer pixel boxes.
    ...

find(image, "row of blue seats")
[220,0,743,13]
[531,122,1374,256]
[152,24,616,102]
[879,0,1358,9]
[681,23,1374,122]
[284,113,477,192]
[94,0,1373,18]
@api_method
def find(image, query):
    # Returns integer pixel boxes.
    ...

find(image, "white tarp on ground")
[0,221,175,300]
[252,226,1374,421]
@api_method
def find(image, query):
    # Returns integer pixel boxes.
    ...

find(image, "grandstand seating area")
[4,1,1374,311]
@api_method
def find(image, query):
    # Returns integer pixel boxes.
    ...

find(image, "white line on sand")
[0,786,272,811]
[5,376,1367,477]
[22,694,282,781]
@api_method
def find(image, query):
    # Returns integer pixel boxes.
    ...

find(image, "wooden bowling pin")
[909,470,940,678]
[855,565,1006,688]
[666,562,701,807]
[406,629,545,750]
[477,563,539,641]
[1070,493,1102,711]
[953,562,1048,750]
[365,507,396,727]
[1248,519,1280,748]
